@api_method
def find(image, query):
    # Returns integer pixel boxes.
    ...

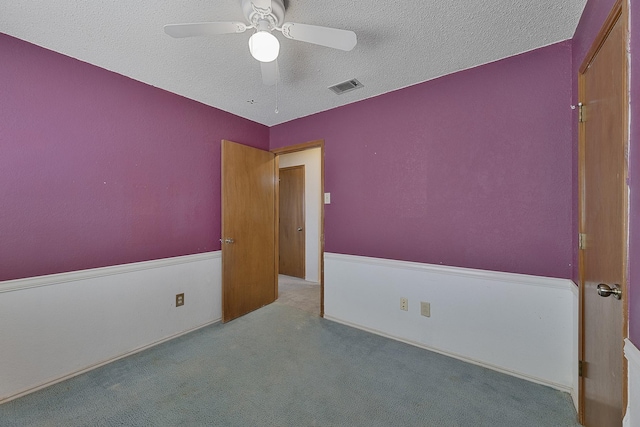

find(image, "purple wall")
[572,0,640,347]
[0,33,269,282]
[271,41,574,278]
[3,2,635,346]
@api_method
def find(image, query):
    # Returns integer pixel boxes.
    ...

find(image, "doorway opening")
[272,140,325,316]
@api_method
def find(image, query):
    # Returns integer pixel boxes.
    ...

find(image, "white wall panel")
[0,252,221,403]
[324,253,578,397]
[624,339,640,427]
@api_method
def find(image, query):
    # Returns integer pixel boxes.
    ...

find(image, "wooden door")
[578,2,627,425]
[221,140,277,322]
[279,166,305,278]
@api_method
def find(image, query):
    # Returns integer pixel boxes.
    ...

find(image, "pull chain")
[275,76,279,114]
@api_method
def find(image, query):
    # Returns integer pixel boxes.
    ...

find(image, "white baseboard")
[324,253,578,397]
[0,252,222,403]
[624,338,640,427]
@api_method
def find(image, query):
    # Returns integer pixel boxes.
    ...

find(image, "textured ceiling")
[1,1,586,126]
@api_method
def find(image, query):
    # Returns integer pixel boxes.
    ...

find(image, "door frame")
[271,140,326,316]
[577,0,629,421]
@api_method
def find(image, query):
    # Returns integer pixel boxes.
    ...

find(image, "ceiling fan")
[164,0,357,86]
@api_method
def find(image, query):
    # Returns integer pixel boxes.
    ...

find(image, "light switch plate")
[420,301,430,317]
[324,193,331,204]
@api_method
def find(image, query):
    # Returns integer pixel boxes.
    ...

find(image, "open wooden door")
[221,140,277,323]
[578,1,628,425]
[279,165,305,278]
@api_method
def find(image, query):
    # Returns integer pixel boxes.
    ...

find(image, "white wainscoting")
[324,253,579,401]
[0,252,221,403]
[624,339,640,427]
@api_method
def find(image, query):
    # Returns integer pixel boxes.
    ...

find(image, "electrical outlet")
[420,301,431,317]
[176,293,184,307]
[324,193,331,204]
[400,297,408,311]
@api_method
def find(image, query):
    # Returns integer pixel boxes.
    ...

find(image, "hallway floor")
[277,274,320,315]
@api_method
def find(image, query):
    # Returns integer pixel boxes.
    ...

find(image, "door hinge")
[579,360,584,377]
[579,233,587,250]
[578,102,585,123]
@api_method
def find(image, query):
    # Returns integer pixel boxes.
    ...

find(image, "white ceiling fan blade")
[280,23,357,51]
[260,60,279,86]
[164,22,247,38]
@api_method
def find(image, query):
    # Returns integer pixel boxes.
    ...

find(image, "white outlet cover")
[324,193,331,204]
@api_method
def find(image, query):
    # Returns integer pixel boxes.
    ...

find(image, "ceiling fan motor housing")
[243,0,285,29]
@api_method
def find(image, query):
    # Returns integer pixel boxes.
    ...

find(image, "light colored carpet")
[277,274,320,315]
[0,302,581,426]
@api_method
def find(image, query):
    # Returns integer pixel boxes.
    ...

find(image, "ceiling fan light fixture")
[248,31,280,62]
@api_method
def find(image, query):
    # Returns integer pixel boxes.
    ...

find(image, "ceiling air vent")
[328,79,363,95]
